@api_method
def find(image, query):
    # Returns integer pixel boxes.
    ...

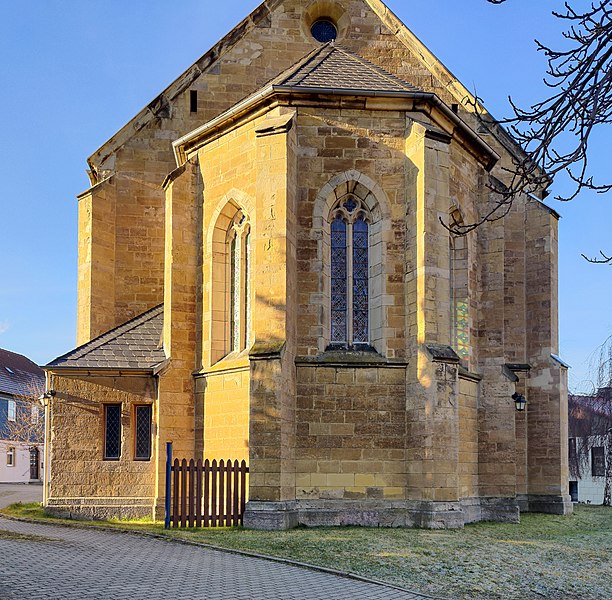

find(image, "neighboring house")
[569,391,612,504]
[0,348,45,483]
[43,0,572,528]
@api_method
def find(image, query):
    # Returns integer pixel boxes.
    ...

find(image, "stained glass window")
[352,217,369,344]
[104,404,121,460]
[455,300,469,360]
[329,196,370,347]
[331,216,348,343]
[450,224,470,362]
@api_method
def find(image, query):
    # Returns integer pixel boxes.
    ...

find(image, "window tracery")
[210,202,251,364]
[330,195,371,346]
[227,211,250,354]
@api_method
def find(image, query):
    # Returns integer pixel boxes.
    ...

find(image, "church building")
[43,0,572,528]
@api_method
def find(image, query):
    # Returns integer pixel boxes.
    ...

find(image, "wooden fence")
[167,457,249,528]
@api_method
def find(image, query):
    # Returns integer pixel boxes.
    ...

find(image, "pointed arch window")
[211,204,251,364]
[330,196,370,346]
[227,212,250,354]
[449,209,469,361]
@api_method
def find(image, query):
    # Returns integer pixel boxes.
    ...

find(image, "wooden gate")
[165,450,249,528]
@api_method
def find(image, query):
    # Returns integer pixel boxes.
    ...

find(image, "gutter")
[43,367,157,378]
[173,86,500,171]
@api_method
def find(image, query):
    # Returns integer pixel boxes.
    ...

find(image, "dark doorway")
[569,481,578,502]
[29,447,40,480]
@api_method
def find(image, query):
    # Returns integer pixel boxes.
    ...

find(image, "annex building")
[43,0,572,528]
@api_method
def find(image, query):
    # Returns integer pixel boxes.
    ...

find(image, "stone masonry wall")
[295,364,407,501]
[79,0,508,343]
[196,365,250,463]
[458,376,479,499]
[46,374,156,519]
[295,107,408,359]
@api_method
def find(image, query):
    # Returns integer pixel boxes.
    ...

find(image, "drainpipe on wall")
[40,372,53,507]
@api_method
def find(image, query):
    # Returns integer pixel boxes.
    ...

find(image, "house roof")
[272,43,419,94]
[0,349,44,398]
[46,305,166,372]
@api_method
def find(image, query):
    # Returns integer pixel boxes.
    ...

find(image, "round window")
[311,19,338,43]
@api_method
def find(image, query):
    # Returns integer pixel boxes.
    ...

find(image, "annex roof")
[273,42,420,94]
[46,305,166,372]
[0,349,44,398]
[174,43,499,171]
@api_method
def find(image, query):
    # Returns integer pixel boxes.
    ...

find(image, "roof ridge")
[272,43,419,95]
[48,304,164,366]
[269,42,333,88]
[332,44,414,90]
[278,43,335,87]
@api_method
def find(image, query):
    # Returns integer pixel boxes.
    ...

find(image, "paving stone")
[0,517,432,600]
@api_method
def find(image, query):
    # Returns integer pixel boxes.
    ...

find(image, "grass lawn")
[2,503,610,599]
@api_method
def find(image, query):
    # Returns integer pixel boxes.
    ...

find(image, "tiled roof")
[47,305,166,371]
[273,43,419,94]
[0,349,44,398]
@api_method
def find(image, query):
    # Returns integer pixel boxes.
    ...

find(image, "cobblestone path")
[0,517,432,600]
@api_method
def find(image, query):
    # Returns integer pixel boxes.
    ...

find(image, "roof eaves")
[174,86,499,172]
[44,366,158,377]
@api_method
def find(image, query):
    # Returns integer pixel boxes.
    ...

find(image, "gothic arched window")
[227,212,250,354]
[211,203,251,363]
[330,196,370,347]
[449,209,469,361]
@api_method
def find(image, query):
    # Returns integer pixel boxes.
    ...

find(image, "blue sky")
[0,1,609,391]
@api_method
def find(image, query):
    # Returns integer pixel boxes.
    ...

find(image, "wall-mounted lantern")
[512,392,527,412]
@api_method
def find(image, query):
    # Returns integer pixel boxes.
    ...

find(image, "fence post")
[164,441,173,529]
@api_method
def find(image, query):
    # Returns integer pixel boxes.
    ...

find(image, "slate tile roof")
[0,349,44,398]
[273,42,420,94]
[47,305,166,371]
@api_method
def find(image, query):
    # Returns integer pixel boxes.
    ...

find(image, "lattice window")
[211,204,252,363]
[330,196,370,347]
[134,405,152,461]
[104,404,121,460]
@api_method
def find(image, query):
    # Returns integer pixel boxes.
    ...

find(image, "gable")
[87,0,515,181]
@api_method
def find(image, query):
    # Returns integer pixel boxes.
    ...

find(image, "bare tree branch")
[447,1,612,263]
[4,379,45,448]
[569,335,612,505]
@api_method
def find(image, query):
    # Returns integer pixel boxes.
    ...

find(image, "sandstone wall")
[295,363,407,501]
[196,365,250,463]
[46,374,156,519]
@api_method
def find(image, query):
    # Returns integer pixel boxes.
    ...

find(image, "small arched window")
[330,196,370,346]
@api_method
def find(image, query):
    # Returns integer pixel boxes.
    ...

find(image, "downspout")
[41,371,52,507]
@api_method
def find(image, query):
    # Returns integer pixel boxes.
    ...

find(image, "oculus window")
[311,19,337,43]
